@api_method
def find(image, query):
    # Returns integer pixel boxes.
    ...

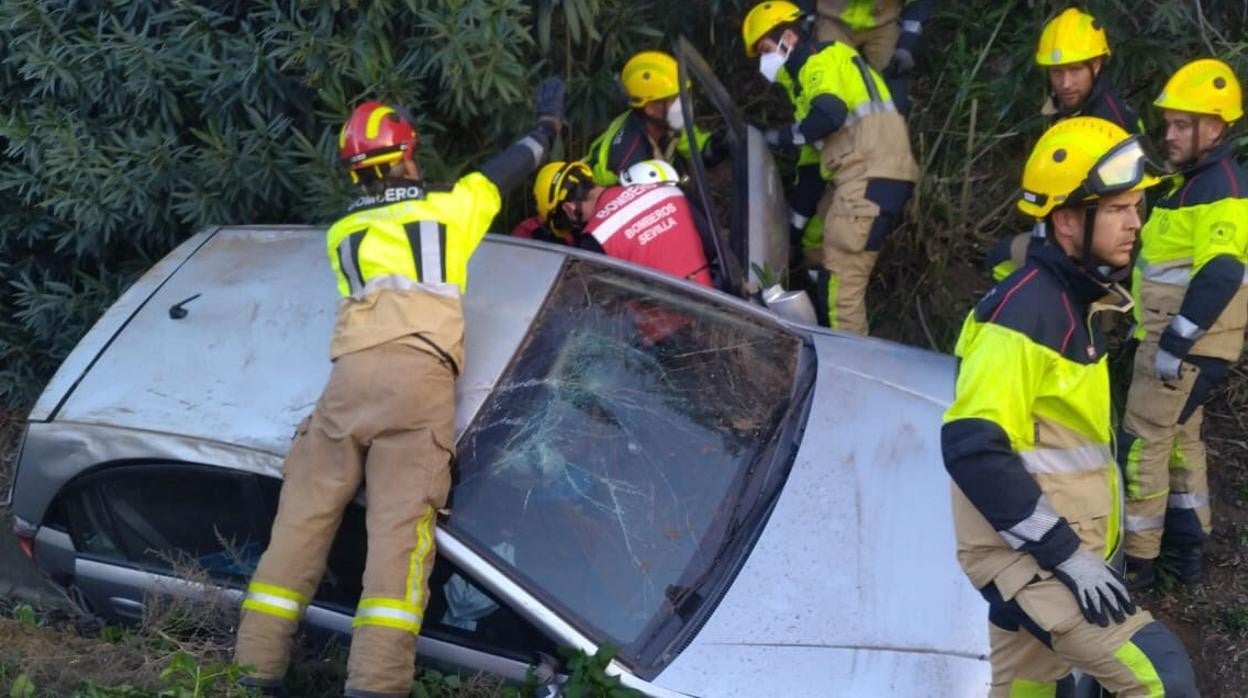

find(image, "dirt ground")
[1136,374,1248,695]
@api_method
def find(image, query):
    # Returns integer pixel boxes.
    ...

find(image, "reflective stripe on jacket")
[582,184,713,286]
[942,244,1131,600]
[777,41,917,184]
[1132,144,1248,360]
[325,174,501,364]
[584,110,710,187]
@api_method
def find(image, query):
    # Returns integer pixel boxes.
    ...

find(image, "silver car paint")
[653,336,990,696]
[11,226,991,695]
[744,128,791,293]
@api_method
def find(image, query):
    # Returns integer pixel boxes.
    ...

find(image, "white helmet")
[619,159,682,186]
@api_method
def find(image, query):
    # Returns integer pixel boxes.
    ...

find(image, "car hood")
[30,227,562,457]
[654,333,990,696]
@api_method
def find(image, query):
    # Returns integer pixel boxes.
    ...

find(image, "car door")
[48,461,562,683]
[48,463,271,621]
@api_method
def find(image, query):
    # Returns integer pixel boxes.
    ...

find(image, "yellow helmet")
[1035,8,1110,67]
[742,1,802,58]
[1018,116,1160,219]
[1154,58,1244,123]
[534,160,594,223]
[620,51,682,107]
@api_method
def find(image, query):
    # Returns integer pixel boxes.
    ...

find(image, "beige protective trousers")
[814,181,880,335]
[235,342,455,697]
[815,17,900,71]
[986,577,1196,696]
[1120,341,1214,560]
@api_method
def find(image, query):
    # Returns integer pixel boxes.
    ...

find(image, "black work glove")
[884,47,915,78]
[535,77,565,130]
[1052,549,1136,627]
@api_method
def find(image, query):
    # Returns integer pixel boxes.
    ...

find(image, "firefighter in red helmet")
[234,79,565,697]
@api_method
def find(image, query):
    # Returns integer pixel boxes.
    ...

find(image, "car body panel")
[26,227,563,466]
[652,338,990,696]
[29,228,224,423]
[10,224,992,695]
[656,643,988,697]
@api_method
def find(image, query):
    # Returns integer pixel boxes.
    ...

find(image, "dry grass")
[0,614,166,695]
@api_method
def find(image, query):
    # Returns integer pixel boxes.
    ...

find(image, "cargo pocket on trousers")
[1014,578,1085,635]
[825,214,877,254]
[1131,344,1201,428]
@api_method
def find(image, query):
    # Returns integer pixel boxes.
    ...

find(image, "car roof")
[30,225,562,457]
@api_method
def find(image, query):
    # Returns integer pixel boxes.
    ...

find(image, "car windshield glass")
[447,258,804,668]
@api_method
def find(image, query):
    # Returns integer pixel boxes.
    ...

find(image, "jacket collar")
[1028,242,1131,310]
[779,40,818,91]
[346,180,427,212]
[1180,141,1234,178]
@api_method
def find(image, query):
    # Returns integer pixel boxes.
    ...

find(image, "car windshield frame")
[444,256,816,678]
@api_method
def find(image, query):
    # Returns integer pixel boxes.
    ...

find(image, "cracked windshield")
[449,259,803,650]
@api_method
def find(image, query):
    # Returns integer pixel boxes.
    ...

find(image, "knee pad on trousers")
[1126,621,1199,697]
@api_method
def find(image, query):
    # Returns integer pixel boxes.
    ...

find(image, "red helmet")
[338,101,419,175]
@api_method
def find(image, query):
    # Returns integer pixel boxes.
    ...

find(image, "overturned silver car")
[5,41,991,697]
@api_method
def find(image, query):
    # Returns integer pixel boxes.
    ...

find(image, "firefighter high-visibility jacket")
[325,120,557,370]
[579,183,714,287]
[1132,143,1248,361]
[810,0,933,51]
[942,244,1132,600]
[1043,73,1144,136]
[326,176,499,372]
[775,40,917,237]
[584,110,716,187]
[773,40,917,184]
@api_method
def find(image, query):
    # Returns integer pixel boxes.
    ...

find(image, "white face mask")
[666,98,687,131]
[758,39,791,83]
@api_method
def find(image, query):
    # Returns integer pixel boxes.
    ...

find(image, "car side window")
[62,466,553,660]
[253,476,556,660]
[63,465,268,583]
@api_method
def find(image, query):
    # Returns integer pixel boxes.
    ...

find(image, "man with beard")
[1119,58,1248,591]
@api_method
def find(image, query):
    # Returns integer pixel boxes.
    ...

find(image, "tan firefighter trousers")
[815,17,900,71]
[987,577,1196,696]
[815,177,881,335]
[1120,341,1213,560]
[235,341,455,697]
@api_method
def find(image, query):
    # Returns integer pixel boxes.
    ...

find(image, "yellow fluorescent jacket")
[325,172,501,365]
[942,245,1131,599]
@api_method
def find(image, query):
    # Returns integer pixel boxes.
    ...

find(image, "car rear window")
[446,258,809,672]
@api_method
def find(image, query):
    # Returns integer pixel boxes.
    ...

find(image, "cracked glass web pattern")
[448,259,802,658]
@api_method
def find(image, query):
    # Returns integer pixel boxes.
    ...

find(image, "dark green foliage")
[0,0,746,407]
[557,645,641,698]
[2,0,1247,405]
[873,0,1248,349]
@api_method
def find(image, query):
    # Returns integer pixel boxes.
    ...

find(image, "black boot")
[1162,543,1203,585]
[1124,555,1156,591]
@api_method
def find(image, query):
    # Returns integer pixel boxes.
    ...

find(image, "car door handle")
[109,596,146,620]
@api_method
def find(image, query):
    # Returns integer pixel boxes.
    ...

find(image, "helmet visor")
[1088,137,1149,195]
[1063,136,1157,207]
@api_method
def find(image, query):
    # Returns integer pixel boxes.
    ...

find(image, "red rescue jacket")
[581,184,713,287]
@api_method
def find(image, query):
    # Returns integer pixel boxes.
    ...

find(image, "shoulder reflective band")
[590,186,684,246]
[336,230,367,294]
[403,220,448,285]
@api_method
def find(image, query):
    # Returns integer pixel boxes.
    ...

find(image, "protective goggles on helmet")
[1064,136,1155,206]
